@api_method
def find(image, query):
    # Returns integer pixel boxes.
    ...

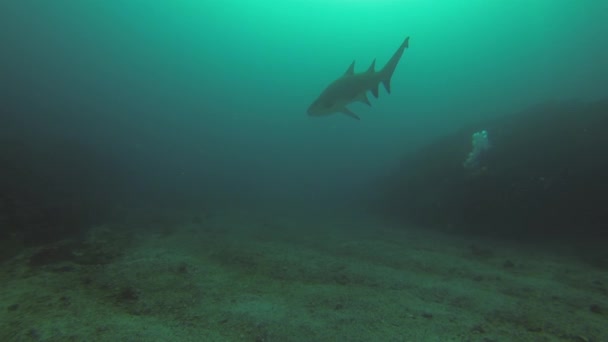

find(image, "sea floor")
[1,206,607,341]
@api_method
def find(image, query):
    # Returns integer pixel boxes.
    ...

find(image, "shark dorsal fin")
[344,61,355,76]
[367,59,376,73]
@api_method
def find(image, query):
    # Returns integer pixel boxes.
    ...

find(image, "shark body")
[307,36,410,120]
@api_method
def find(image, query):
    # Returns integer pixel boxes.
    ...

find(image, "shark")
[307,36,410,120]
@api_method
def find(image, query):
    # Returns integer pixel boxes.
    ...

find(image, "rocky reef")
[381,99,608,238]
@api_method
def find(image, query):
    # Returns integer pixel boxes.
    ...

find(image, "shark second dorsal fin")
[345,61,355,76]
[367,59,376,73]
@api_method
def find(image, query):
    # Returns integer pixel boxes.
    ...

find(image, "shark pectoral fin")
[341,107,360,120]
[371,85,379,98]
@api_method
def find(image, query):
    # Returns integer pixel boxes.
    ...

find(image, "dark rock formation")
[381,99,608,239]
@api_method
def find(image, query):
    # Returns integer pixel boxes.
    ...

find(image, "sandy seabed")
[1,206,606,342]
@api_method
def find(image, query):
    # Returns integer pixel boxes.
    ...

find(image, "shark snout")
[306,103,318,116]
[307,98,327,116]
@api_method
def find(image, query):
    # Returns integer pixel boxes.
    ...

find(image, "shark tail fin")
[380,36,409,94]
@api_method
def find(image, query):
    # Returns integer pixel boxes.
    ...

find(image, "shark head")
[307,83,352,117]
[307,97,334,117]
[307,90,360,120]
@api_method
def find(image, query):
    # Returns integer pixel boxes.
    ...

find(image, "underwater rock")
[589,304,603,314]
[382,99,608,238]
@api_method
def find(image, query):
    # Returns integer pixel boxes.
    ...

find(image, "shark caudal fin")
[379,36,409,95]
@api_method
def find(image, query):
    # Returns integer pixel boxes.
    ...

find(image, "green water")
[1,0,606,206]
